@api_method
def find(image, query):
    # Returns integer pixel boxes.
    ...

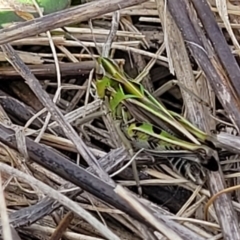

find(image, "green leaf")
[0,0,71,27]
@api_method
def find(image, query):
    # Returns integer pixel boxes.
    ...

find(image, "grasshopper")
[61,23,237,183]
[96,57,229,174]
[95,56,240,183]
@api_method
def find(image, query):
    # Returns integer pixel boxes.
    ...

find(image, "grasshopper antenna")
[88,19,101,57]
[89,11,120,75]
[102,11,120,58]
[89,12,120,58]
[61,26,97,64]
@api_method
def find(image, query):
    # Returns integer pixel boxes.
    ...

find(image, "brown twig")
[0,61,95,79]
[49,211,74,240]
[0,0,149,44]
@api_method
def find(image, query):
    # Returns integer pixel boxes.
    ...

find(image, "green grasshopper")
[96,81,207,183]
[96,57,225,173]
[61,24,227,183]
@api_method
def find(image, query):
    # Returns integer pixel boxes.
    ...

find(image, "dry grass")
[0,0,240,239]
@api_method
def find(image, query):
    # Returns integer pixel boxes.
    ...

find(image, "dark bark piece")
[0,123,145,224]
[191,0,240,100]
[0,90,42,128]
[8,81,43,111]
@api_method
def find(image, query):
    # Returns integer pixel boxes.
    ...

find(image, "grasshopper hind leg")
[200,156,219,171]
[169,158,206,185]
